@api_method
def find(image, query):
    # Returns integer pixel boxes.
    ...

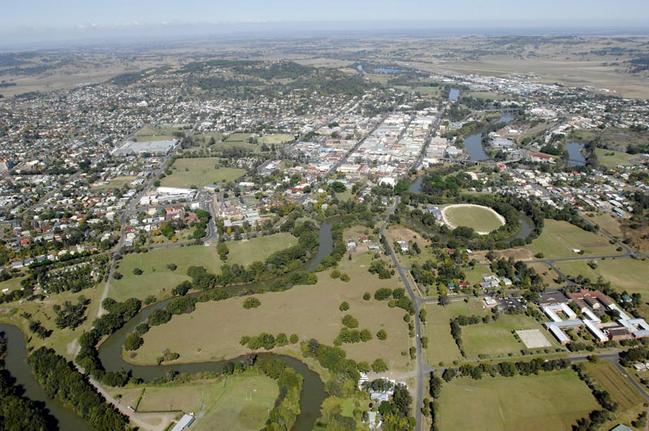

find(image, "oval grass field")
[442,204,506,235]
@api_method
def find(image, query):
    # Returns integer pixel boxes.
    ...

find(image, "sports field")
[442,204,505,235]
[461,313,551,358]
[133,251,412,371]
[528,220,619,258]
[108,372,278,431]
[437,370,599,431]
[109,233,297,302]
[161,158,246,188]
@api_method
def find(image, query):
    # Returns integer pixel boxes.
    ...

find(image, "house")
[396,240,409,254]
[171,414,195,431]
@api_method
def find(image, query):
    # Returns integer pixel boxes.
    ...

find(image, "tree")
[124,333,143,351]
[217,242,229,261]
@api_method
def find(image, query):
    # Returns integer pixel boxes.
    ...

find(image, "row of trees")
[0,370,53,431]
[29,347,129,431]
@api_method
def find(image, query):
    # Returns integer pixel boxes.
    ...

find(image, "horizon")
[3,19,649,51]
[2,0,649,49]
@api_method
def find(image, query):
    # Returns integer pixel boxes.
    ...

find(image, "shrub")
[330,269,342,279]
[289,334,299,344]
[342,314,359,328]
[372,358,388,372]
[377,329,388,340]
[243,297,261,309]
[132,267,143,275]
[167,263,178,271]
[340,273,350,282]
[113,271,123,280]
[339,302,350,312]
[374,288,393,301]
[363,292,371,301]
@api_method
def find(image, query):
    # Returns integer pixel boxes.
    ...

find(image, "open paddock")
[527,220,619,259]
[133,251,412,371]
[161,157,246,188]
[109,233,296,302]
[437,369,600,431]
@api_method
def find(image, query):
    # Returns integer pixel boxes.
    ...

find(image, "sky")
[2,0,649,48]
[4,0,649,29]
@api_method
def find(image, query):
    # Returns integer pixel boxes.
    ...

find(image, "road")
[382,198,427,430]
[96,155,173,317]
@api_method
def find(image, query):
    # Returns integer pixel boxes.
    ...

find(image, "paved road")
[381,197,426,431]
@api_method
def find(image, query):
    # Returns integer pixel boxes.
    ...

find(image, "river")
[566,142,586,167]
[1,222,335,431]
[0,324,93,431]
[448,88,461,102]
[465,111,516,162]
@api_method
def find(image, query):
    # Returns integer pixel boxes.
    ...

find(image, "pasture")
[133,251,412,371]
[437,369,599,431]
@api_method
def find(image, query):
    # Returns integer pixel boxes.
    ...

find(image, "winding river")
[1,222,334,431]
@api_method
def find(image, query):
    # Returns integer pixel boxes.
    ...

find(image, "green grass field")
[258,134,295,145]
[461,313,550,358]
[583,362,644,412]
[92,176,136,190]
[586,213,623,237]
[0,286,103,360]
[0,277,25,294]
[528,220,619,258]
[108,372,278,431]
[437,370,599,431]
[161,158,246,188]
[134,249,412,371]
[109,234,297,302]
[557,258,649,295]
[134,125,186,142]
[594,148,634,168]
[443,205,505,234]
[425,299,489,366]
